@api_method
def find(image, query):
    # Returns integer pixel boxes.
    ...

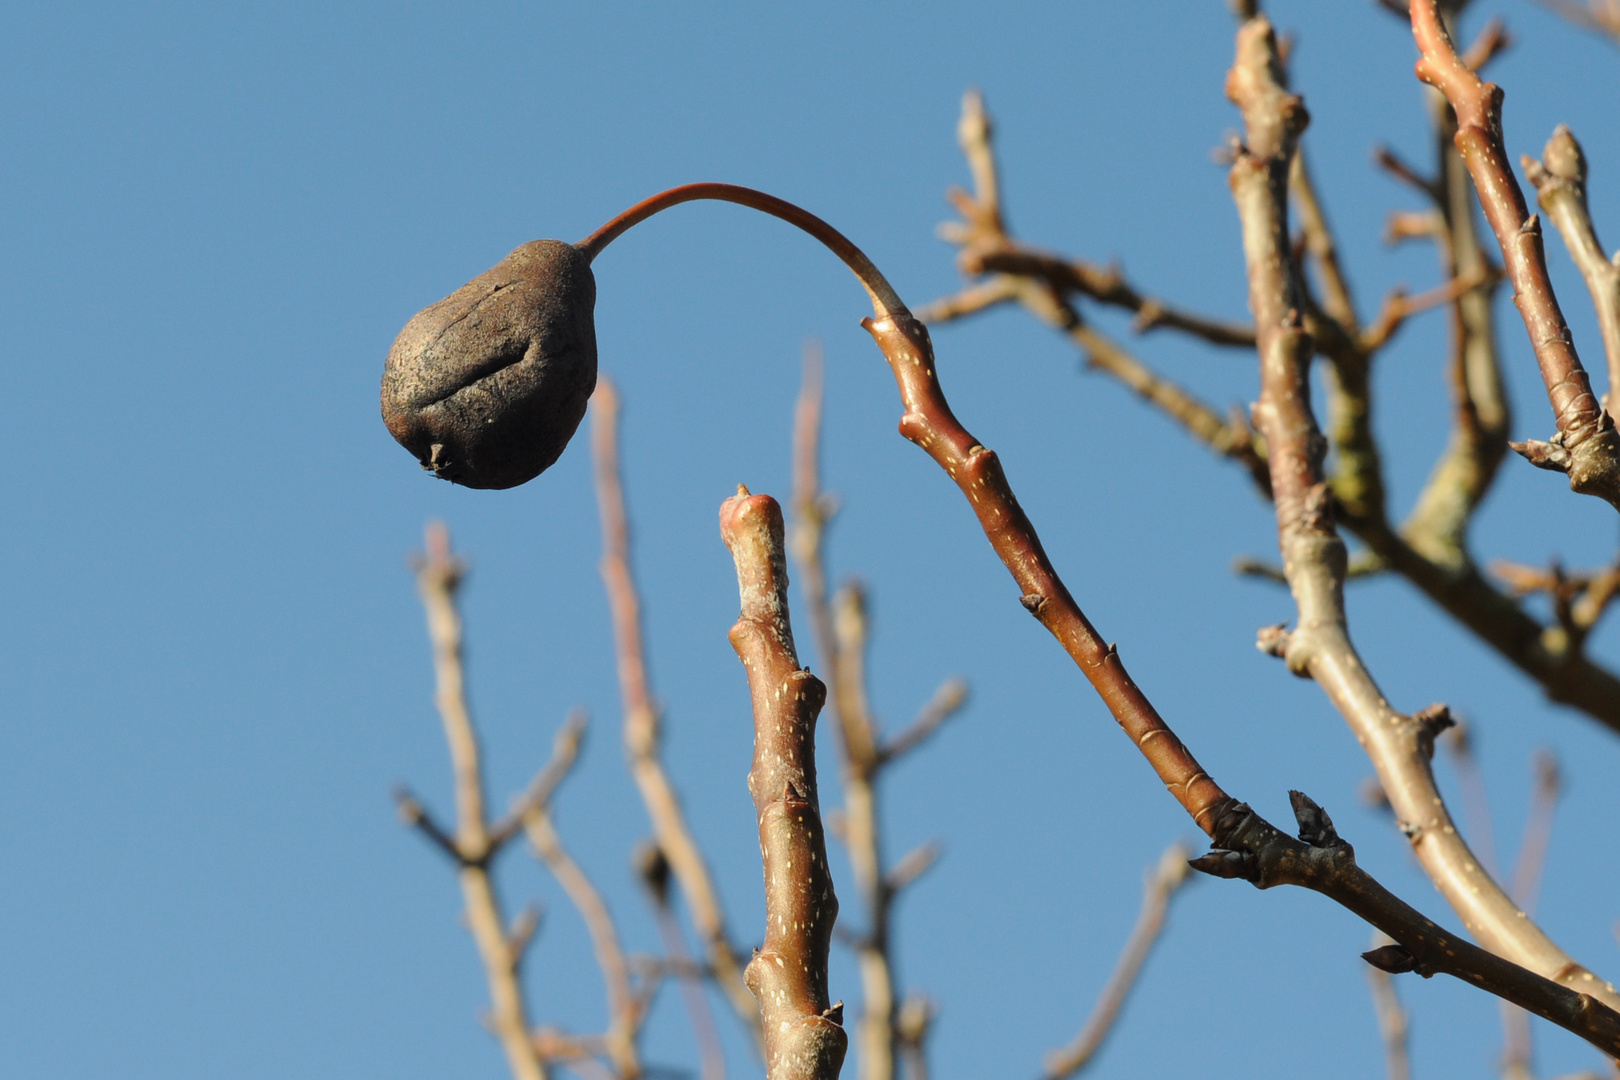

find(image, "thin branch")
[914,276,1021,325]
[1441,721,1502,882]
[1491,553,1620,649]
[1459,16,1513,72]
[489,712,590,852]
[1191,793,1620,1056]
[1292,147,1360,336]
[589,378,761,1040]
[1525,126,1620,405]
[721,488,847,1080]
[1512,751,1563,924]
[789,355,956,1080]
[789,341,842,718]
[938,89,1257,350]
[877,680,968,766]
[1412,0,1620,509]
[957,243,1259,347]
[883,842,941,896]
[1041,843,1193,1080]
[1365,932,1413,1080]
[1531,0,1620,45]
[1008,282,1273,496]
[1359,264,1494,353]
[408,522,548,1080]
[1228,13,1620,1013]
[520,716,642,1080]
[1399,55,1513,569]
[395,787,465,864]
[1505,750,1564,1080]
[636,842,727,1080]
[1376,145,1442,201]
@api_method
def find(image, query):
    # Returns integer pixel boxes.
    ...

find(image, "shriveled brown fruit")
[381,239,598,490]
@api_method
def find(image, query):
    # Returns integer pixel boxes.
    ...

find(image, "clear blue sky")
[3,3,1619,1078]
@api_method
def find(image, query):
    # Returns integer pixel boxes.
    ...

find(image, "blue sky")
[4,3,1620,1078]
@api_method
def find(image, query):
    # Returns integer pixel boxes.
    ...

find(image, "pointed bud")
[1362,944,1418,974]
[1289,790,1340,847]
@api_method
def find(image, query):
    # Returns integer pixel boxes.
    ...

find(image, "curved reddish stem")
[577,182,907,319]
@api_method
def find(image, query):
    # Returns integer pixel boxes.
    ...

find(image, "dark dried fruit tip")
[381,240,598,490]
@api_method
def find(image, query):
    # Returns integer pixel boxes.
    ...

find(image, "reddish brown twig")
[579,182,904,320]
[1228,13,1620,1015]
[1411,0,1620,509]
[788,351,963,1080]
[721,489,847,1080]
[589,379,761,1040]
[1042,843,1193,1080]
[1525,126,1620,405]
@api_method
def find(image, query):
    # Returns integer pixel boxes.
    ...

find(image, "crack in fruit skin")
[381,239,598,490]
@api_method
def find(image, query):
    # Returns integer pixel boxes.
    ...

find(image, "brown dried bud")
[1542,124,1587,185]
[1361,944,1418,975]
[381,240,597,489]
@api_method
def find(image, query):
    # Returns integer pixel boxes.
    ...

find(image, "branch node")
[1255,622,1292,658]
[1411,703,1456,761]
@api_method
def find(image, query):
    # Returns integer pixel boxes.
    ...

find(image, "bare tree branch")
[1191,793,1620,1056]
[877,680,968,767]
[1228,12,1620,1013]
[1042,843,1193,1080]
[923,85,1620,735]
[788,354,959,1080]
[1525,126,1620,405]
[1412,0,1620,508]
[934,89,1258,351]
[1532,0,1620,45]
[407,523,549,1080]
[590,378,761,1040]
[520,716,642,1080]
[635,842,727,1080]
[856,93,1620,1053]
[721,488,847,1080]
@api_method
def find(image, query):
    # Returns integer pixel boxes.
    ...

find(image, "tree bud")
[381,239,597,489]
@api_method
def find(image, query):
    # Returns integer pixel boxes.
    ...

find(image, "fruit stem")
[577,183,908,320]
